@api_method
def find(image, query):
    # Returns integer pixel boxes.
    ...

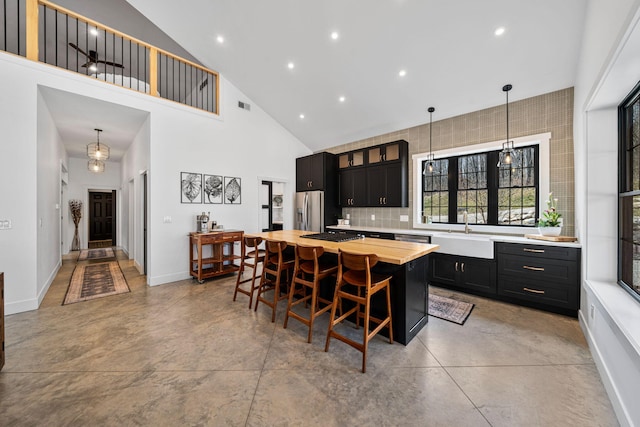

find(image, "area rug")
[428,294,475,325]
[77,247,115,261]
[63,261,130,305]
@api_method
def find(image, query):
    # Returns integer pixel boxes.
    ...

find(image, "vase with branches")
[69,199,83,251]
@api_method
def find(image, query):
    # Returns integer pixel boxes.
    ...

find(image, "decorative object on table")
[272,194,283,207]
[537,192,562,236]
[428,293,474,325]
[203,174,223,204]
[224,176,241,204]
[77,247,115,261]
[63,261,130,305]
[181,172,202,203]
[69,199,83,251]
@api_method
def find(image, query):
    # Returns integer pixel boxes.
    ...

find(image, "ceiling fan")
[68,42,124,72]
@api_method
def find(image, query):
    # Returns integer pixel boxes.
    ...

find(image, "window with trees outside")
[619,82,640,301]
[421,146,539,227]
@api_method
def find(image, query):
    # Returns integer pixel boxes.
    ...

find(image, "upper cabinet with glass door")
[338,149,366,169]
[367,140,407,165]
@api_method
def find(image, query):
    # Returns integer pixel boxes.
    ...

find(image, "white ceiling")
[39,87,149,161]
[124,0,588,152]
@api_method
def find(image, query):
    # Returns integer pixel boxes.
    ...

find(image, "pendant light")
[87,128,110,160]
[87,159,105,173]
[423,107,436,175]
[497,84,516,168]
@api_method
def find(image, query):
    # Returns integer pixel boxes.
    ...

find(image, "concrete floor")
[1,250,619,426]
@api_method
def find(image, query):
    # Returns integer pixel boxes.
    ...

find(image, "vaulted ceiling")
[123,0,588,152]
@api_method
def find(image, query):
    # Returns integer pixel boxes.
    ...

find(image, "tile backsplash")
[326,87,575,236]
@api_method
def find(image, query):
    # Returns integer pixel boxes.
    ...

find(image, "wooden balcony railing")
[1,0,219,115]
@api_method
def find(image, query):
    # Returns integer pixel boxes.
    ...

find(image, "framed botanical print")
[180,172,202,203]
[203,174,223,204]
[224,176,242,204]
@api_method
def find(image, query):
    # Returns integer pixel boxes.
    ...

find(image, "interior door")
[89,191,114,243]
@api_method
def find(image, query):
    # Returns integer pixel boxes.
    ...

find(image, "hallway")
[1,252,618,426]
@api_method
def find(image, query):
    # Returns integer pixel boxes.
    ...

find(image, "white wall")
[36,90,69,306]
[574,0,640,425]
[0,52,310,313]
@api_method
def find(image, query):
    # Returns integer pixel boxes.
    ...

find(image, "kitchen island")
[247,230,439,344]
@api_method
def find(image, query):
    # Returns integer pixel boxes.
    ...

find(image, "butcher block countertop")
[246,230,439,265]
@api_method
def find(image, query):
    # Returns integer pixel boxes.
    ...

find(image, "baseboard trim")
[5,298,38,315]
[37,260,61,307]
[148,271,191,286]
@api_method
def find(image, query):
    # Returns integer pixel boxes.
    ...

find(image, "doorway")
[88,190,116,248]
[260,180,284,231]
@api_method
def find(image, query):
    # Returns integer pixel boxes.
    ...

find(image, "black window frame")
[618,80,640,302]
[421,145,539,227]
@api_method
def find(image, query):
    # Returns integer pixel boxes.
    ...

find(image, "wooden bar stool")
[324,249,393,373]
[284,244,338,343]
[233,236,265,308]
[255,240,295,322]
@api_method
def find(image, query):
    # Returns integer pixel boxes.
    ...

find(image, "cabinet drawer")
[498,253,577,285]
[498,275,578,310]
[496,242,578,261]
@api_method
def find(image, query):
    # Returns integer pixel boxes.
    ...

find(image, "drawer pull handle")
[523,265,545,271]
[455,261,459,272]
[523,287,545,294]
[524,248,545,253]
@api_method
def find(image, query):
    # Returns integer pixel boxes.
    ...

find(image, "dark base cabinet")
[496,242,580,317]
[1,272,4,371]
[428,253,496,296]
[370,254,429,345]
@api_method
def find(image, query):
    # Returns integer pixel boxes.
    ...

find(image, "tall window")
[619,82,640,300]
[421,146,538,227]
[423,159,448,223]
[498,146,538,226]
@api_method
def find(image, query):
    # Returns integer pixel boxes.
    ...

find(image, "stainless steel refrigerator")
[295,191,326,232]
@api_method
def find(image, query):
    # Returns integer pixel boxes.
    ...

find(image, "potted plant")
[537,193,562,236]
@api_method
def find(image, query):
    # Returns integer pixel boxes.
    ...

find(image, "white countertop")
[327,225,581,248]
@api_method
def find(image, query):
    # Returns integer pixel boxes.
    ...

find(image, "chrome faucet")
[463,211,471,234]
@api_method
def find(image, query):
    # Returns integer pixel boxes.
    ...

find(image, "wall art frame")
[203,174,223,204]
[224,176,242,204]
[180,172,202,204]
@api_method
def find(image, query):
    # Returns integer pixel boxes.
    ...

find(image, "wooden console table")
[189,231,243,283]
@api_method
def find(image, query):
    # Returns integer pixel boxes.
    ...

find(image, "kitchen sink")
[430,232,495,259]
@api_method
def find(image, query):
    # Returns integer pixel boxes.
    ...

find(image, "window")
[619,82,640,300]
[419,145,539,227]
[422,159,448,223]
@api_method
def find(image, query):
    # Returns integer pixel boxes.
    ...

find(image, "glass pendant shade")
[498,84,517,168]
[88,159,105,173]
[423,106,436,175]
[87,128,110,160]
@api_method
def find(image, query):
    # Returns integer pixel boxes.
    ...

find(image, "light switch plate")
[371,214,375,221]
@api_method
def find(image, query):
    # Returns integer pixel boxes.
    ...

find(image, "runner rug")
[77,247,115,261]
[63,261,130,305]
[428,294,475,325]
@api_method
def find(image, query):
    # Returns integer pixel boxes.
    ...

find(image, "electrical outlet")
[163,216,172,223]
[371,214,375,221]
[400,215,409,222]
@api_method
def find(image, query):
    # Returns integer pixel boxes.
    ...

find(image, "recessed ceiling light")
[90,28,98,36]
[299,113,305,119]
[398,69,407,77]
[331,31,339,40]
[288,62,295,70]
[494,27,506,36]
[216,35,225,44]
[339,96,346,103]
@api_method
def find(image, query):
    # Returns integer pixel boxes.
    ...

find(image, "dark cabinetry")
[496,242,580,315]
[296,152,335,192]
[428,253,496,295]
[339,168,367,207]
[338,149,365,169]
[338,140,408,207]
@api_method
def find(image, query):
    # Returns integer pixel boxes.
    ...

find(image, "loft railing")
[0,0,219,115]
